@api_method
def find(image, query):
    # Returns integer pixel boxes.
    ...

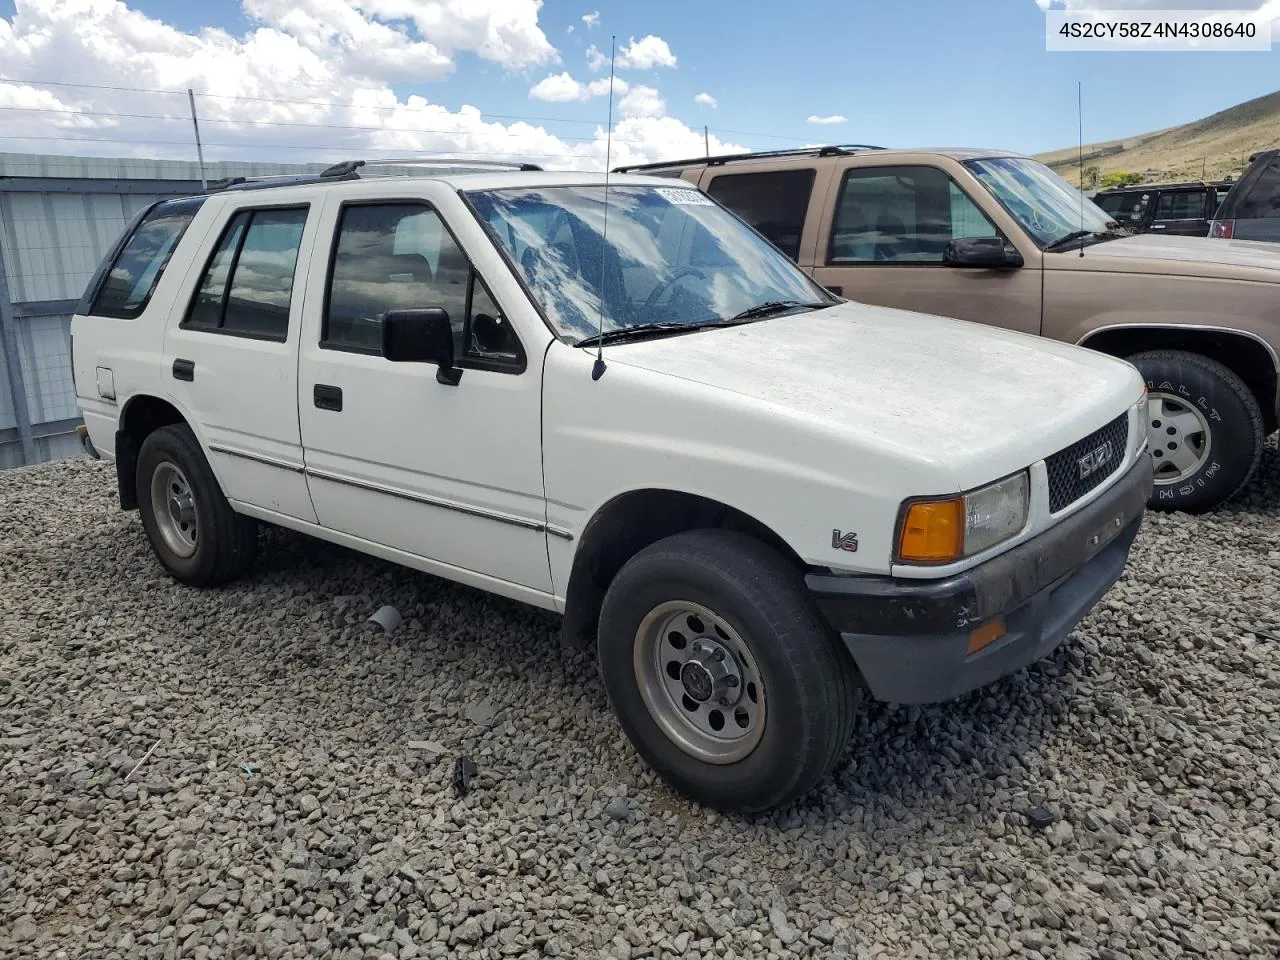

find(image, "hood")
[606,302,1143,492]
[1051,233,1280,283]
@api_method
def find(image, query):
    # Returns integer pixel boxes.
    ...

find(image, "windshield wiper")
[574,301,829,348]
[1044,229,1127,252]
[575,322,709,348]
[724,300,825,322]
[1043,230,1094,252]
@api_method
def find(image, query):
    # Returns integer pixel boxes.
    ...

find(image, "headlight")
[1132,392,1149,452]
[896,471,1030,564]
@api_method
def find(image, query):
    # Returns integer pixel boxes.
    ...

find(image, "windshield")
[965,157,1116,248]
[466,184,833,343]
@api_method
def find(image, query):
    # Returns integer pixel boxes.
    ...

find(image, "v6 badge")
[831,529,859,553]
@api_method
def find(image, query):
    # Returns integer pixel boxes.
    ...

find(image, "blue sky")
[1,0,1278,166]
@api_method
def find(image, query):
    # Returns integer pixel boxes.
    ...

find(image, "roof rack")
[613,144,885,174]
[343,157,544,172]
[203,156,543,194]
[1096,178,1235,193]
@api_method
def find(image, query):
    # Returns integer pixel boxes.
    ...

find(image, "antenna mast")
[591,36,617,382]
[1078,80,1085,258]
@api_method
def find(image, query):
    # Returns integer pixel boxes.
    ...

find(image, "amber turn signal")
[897,498,964,562]
[967,618,1007,656]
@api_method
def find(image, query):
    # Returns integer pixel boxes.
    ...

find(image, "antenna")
[1078,80,1085,258]
[591,35,617,382]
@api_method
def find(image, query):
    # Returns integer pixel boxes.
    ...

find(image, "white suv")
[71,159,1153,812]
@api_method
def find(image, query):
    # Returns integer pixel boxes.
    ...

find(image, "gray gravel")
[2,445,1279,960]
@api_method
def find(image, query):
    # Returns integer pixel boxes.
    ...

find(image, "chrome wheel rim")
[1147,392,1211,485]
[150,461,198,558]
[633,600,766,764]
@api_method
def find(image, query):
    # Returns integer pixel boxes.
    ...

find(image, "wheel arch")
[559,488,805,651]
[115,394,190,510]
[1079,324,1279,433]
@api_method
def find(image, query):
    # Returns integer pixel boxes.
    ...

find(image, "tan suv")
[617,146,1280,512]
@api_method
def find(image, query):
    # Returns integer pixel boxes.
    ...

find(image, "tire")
[135,424,257,586]
[1127,350,1264,513]
[597,529,860,813]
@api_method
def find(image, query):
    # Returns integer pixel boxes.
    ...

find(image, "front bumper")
[806,453,1153,704]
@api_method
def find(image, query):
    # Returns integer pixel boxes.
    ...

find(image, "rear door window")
[704,169,816,261]
[183,206,309,341]
[88,199,203,319]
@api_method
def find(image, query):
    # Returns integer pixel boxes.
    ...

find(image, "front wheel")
[597,530,860,812]
[1127,350,1265,513]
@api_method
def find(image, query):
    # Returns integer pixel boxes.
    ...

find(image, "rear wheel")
[136,424,257,586]
[1128,349,1264,513]
[597,530,860,812]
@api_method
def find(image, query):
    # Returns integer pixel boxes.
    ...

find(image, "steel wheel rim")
[1147,392,1212,485]
[150,461,198,558]
[633,600,766,764]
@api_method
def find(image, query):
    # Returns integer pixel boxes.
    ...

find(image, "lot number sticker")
[657,187,715,206]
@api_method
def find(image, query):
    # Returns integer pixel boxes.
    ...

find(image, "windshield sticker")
[657,187,715,206]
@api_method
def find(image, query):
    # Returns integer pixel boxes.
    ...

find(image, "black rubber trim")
[806,454,1153,636]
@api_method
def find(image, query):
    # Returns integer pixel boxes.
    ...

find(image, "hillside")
[1035,89,1280,186]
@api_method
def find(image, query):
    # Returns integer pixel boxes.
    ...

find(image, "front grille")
[1045,413,1130,513]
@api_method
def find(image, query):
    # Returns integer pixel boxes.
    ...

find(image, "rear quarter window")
[1233,156,1280,219]
[87,197,204,319]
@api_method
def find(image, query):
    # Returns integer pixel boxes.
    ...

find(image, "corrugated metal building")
[0,153,344,469]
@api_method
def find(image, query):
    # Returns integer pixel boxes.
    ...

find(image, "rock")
[604,796,632,822]
[299,794,322,815]
[465,701,496,726]
[11,916,38,942]
[768,908,799,945]
[406,740,447,755]
[1046,820,1075,847]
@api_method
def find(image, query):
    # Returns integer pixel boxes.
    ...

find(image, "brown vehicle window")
[829,166,998,264]
[704,169,815,261]
[1154,190,1206,221]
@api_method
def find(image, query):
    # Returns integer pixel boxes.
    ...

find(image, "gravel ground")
[2,445,1279,960]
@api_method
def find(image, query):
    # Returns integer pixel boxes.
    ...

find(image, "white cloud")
[617,85,664,119]
[0,0,742,172]
[694,92,718,108]
[245,0,559,76]
[529,71,627,102]
[588,34,677,71]
[581,10,600,28]
[566,24,573,33]
[807,114,848,125]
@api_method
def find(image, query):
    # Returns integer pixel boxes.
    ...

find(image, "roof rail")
[613,144,885,174]
[340,157,544,172]
[203,156,543,195]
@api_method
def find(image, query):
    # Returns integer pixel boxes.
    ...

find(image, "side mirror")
[381,308,461,385]
[943,236,1024,269]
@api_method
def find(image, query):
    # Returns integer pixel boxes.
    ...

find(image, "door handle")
[313,384,343,412]
[172,358,195,381]
[1150,224,1166,230]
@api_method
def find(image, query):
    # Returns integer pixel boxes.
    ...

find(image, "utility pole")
[187,89,207,190]
[704,125,710,159]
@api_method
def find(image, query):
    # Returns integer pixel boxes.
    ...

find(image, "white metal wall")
[0,152,340,469]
